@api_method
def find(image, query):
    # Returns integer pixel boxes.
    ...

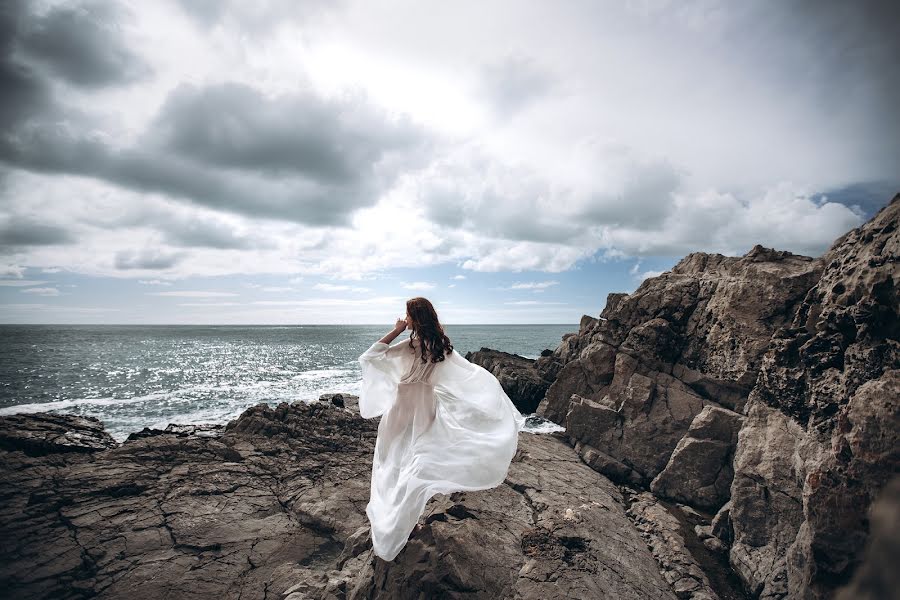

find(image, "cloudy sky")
[0,0,897,324]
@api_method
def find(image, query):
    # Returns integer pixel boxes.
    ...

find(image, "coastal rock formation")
[727,196,899,599]
[485,194,899,599]
[0,401,379,600]
[464,348,553,413]
[539,243,821,487]
[0,412,118,454]
[650,406,744,511]
[0,402,682,600]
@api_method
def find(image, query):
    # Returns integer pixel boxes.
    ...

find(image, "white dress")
[358,337,527,561]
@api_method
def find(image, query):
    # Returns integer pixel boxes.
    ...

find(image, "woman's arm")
[378,318,408,344]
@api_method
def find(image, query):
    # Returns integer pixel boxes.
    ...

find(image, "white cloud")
[312,283,371,292]
[0,0,893,326]
[0,279,47,287]
[138,279,173,285]
[504,300,567,305]
[492,280,560,291]
[21,287,60,296]
[597,183,864,257]
[177,302,243,307]
[509,280,559,290]
[148,291,238,297]
[0,265,26,278]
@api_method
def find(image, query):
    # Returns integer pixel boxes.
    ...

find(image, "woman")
[358,297,527,561]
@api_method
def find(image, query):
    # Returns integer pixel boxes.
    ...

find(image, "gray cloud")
[114,249,185,270]
[174,0,337,33]
[18,1,151,88]
[80,203,275,250]
[160,218,268,250]
[0,216,77,247]
[0,78,434,226]
[419,146,681,245]
[477,54,556,118]
[147,82,426,183]
[0,3,55,131]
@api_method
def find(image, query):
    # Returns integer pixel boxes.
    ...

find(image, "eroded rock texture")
[728,196,899,600]
[0,402,680,600]
[650,406,744,511]
[538,243,820,487]
[0,401,378,600]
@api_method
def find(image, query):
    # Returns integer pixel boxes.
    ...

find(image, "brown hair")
[406,297,453,363]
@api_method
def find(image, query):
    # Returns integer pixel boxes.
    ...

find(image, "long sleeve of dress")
[357,340,414,418]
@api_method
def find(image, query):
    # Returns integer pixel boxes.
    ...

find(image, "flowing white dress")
[358,337,527,561]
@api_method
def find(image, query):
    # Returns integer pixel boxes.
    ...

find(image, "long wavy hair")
[406,297,453,363]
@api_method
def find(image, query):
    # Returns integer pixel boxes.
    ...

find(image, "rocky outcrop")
[727,196,899,600]
[0,412,118,455]
[490,194,896,599]
[535,243,821,489]
[465,348,554,413]
[0,401,379,600]
[539,245,821,425]
[0,401,683,600]
[650,406,745,510]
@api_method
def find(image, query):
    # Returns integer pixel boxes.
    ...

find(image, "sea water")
[0,324,573,440]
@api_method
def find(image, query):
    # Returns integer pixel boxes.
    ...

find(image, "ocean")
[0,324,575,440]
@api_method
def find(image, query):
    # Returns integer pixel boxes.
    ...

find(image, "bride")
[358,296,526,561]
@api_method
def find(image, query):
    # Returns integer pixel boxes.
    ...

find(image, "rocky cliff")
[471,194,899,599]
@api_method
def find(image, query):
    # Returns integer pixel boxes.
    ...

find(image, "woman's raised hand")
[394,317,408,332]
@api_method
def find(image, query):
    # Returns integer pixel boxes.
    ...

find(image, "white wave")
[291,368,356,381]
[520,413,565,434]
[0,391,170,415]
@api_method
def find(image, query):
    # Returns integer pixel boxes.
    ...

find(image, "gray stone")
[650,406,745,510]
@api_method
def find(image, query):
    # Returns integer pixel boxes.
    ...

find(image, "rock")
[650,406,745,510]
[710,502,733,547]
[628,492,719,600]
[563,353,709,484]
[319,393,360,413]
[0,404,682,600]
[0,401,379,600]
[0,412,118,455]
[728,195,900,600]
[126,423,224,441]
[465,347,554,413]
[533,243,819,486]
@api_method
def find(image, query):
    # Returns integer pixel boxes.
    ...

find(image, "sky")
[0,0,897,324]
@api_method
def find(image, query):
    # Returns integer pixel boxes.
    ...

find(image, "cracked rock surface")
[1,400,678,600]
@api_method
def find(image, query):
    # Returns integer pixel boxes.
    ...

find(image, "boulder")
[650,406,745,510]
